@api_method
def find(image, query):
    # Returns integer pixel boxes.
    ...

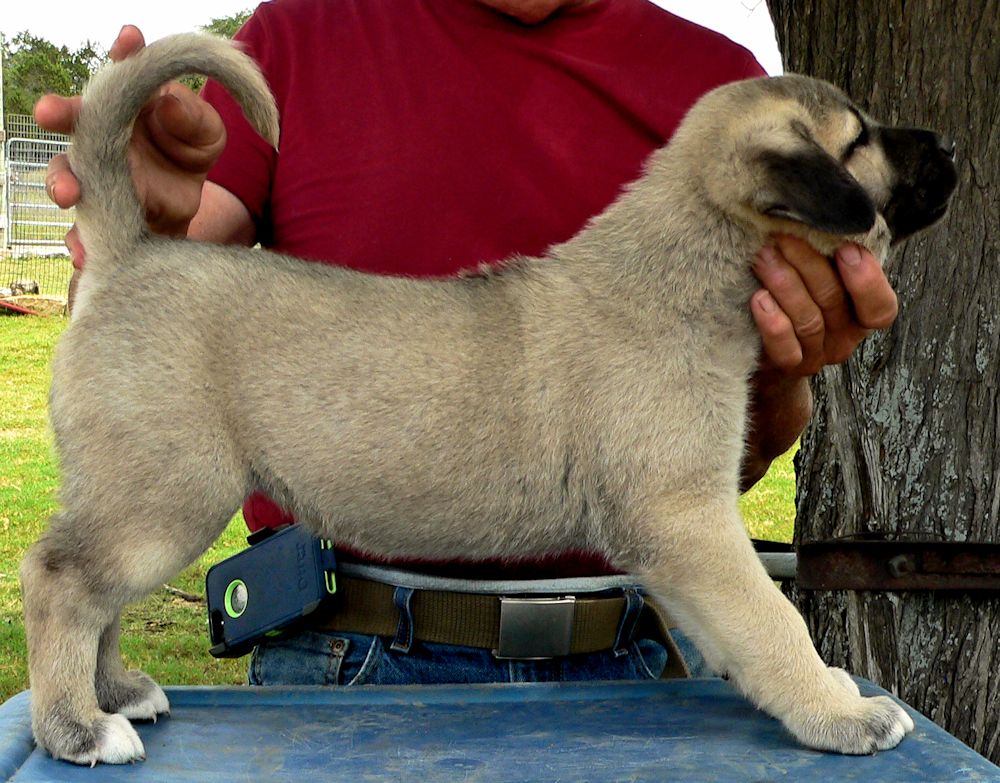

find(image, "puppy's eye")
[843,124,870,158]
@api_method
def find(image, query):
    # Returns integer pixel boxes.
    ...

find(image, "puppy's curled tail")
[68,33,279,268]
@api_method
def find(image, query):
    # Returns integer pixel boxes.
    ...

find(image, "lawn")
[0,313,795,702]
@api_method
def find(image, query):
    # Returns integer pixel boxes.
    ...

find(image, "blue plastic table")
[2,679,997,781]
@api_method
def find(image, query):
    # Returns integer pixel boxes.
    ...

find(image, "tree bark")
[768,0,1000,763]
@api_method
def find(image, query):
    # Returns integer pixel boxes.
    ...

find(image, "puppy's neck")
[549,166,761,319]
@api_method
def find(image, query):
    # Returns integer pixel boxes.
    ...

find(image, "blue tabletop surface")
[1,679,997,781]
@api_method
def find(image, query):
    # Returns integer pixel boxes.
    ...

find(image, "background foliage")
[1,11,252,118]
[1,34,102,117]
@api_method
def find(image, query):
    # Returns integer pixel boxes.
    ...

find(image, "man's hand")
[35,25,228,270]
[750,235,897,375]
[742,235,898,489]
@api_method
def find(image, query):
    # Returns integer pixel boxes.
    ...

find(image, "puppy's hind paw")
[58,713,146,766]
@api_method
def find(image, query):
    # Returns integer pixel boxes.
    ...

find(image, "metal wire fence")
[1,115,74,300]
[5,114,68,144]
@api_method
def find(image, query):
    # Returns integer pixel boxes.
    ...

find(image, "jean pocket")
[249,631,378,686]
[630,638,669,680]
[338,633,384,686]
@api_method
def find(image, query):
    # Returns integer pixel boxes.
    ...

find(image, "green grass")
[0,313,795,702]
[740,451,796,542]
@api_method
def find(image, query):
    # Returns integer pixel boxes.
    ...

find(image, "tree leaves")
[1,10,253,114]
[2,33,105,116]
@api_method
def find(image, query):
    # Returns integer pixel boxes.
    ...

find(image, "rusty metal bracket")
[796,535,1000,592]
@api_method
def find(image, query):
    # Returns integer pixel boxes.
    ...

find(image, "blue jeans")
[248,629,709,686]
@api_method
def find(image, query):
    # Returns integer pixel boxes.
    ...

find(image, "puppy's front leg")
[633,496,913,754]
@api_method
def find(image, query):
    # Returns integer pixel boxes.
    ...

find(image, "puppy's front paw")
[790,693,915,754]
[117,684,170,722]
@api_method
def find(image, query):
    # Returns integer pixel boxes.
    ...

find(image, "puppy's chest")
[660,295,760,381]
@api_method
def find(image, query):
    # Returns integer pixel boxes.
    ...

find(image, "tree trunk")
[768,0,1000,763]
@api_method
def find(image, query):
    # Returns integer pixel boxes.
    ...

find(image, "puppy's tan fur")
[22,34,955,764]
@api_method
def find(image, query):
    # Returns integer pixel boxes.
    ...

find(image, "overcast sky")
[0,0,782,75]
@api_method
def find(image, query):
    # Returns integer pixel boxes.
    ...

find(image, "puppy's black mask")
[880,127,958,244]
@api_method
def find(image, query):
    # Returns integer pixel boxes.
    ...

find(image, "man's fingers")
[34,94,81,135]
[751,236,898,379]
[109,25,146,62]
[773,235,872,364]
[752,244,825,370]
[44,154,81,210]
[65,226,87,270]
[772,235,852,329]
[835,244,899,330]
[751,289,803,371]
[146,88,227,172]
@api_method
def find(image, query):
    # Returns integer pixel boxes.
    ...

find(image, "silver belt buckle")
[494,596,576,660]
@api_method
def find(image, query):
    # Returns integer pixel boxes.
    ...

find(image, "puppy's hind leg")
[628,494,913,755]
[95,618,170,722]
[22,516,145,766]
[21,448,246,764]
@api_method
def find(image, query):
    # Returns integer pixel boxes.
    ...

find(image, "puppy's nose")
[937,135,957,159]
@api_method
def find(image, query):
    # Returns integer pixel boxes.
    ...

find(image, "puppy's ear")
[752,146,876,235]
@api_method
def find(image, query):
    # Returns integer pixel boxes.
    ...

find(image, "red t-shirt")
[203,0,765,578]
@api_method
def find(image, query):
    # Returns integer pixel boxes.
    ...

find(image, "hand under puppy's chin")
[783,213,891,266]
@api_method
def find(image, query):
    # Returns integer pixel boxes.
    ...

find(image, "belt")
[311,567,689,678]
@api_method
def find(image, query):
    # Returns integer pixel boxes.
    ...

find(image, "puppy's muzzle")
[882,127,959,243]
